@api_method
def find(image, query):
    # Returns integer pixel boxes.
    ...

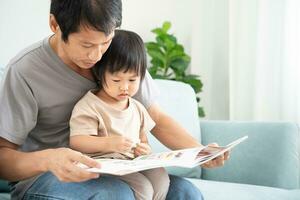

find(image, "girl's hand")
[107,135,134,153]
[134,143,152,157]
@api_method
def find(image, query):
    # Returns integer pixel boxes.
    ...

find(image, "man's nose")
[88,46,103,61]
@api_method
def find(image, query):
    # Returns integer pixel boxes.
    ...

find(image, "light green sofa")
[149,80,300,200]
[0,79,300,200]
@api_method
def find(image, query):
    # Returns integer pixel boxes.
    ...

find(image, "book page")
[78,135,248,175]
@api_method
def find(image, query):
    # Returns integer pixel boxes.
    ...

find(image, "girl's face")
[103,70,141,102]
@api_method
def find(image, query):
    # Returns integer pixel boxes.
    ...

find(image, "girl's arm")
[70,135,133,154]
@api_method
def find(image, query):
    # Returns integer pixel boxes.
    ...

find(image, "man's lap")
[24,172,203,200]
[167,175,203,200]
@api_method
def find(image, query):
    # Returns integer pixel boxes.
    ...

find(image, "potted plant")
[145,21,205,117]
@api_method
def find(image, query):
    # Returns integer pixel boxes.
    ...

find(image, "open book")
[79,136,248,176]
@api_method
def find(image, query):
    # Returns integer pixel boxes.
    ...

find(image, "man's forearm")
[0,147,49,181]
[151,111,202,150]
[148,104,230,169]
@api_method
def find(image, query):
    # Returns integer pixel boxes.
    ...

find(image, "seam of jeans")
[23,193,65,200]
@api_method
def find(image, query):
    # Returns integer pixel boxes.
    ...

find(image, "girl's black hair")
[93,29,147,88]
[50,0,122,42]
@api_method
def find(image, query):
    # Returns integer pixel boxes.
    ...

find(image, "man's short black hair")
[94,30,147,88]
[50,0,122,41]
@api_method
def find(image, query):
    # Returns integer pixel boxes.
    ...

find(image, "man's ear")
[49,14,60,33]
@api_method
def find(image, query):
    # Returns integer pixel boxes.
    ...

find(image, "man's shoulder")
[9,39,45,65]
[5,37,51,78]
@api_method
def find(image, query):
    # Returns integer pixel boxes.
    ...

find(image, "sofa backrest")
[148,79,201,151]
[200,121,300,189]
[148,80,202,178]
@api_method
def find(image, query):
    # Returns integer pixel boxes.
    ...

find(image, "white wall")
[191,0,229,120]
[123,0,229,120]
[0,0,51,68]
[122,0,198,55]
[0,0,229,120]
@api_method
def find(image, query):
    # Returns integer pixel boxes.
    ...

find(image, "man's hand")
[201,143,230,168]
[106,135,134,153]
[45,148,101,182]
[134,143,152,157]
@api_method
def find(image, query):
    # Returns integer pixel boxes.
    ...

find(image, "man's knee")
[166,175,204,200]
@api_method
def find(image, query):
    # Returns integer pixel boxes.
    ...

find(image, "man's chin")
[81,63,95,69]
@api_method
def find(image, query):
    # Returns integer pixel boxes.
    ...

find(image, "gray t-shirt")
[0,36,159,199]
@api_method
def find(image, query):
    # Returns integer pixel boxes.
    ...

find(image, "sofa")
[0,79,300,200]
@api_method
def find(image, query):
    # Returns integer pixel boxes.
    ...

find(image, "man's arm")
[0,137,47,181]
[147,103,229,168]
[0,137,100,182]
[147,104,202,150]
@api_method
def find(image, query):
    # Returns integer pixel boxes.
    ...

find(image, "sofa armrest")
[200,120,300,190]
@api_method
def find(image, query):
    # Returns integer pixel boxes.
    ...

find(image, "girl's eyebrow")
[111,73,139,78]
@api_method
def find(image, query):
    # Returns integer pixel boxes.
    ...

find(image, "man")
[0,0,228,199]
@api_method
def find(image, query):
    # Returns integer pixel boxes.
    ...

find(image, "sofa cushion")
[0,193,10,200]
[200,121,300,189]
[0,180,9,193]
[188,179,300,200]
[148,80,201,178]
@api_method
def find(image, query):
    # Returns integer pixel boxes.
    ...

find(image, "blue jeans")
[23,172,203,200]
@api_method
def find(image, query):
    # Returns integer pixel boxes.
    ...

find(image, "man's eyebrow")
[81,40,109,45]
[81,35,114,45]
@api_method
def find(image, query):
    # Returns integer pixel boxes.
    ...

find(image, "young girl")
[69,30,170,200]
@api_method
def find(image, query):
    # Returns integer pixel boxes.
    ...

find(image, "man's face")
[60,27,114,69]
[103,70,141,102]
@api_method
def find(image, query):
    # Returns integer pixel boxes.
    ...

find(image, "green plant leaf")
[170,59,189,74]
[182,77,203,93]
[145,42,162,50]
[152,28,165,35]
[184,74,200,79]
[162,21,171,32]
[146,21,205,117]
[147,49,165,64]
[150,58,164,68]
[168,45,184,57]
[198,106,205,117]
[156,34,176,51]
[152,74,170,79]
[148,67,157,77]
